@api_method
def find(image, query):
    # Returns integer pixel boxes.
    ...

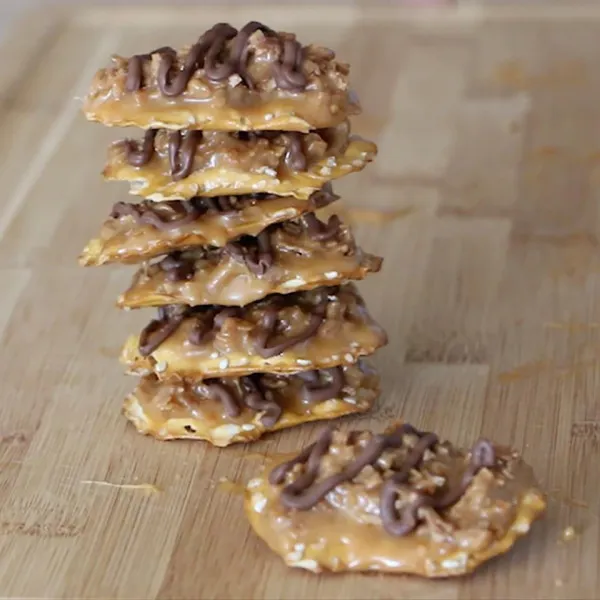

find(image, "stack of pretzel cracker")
[80,21,387,447]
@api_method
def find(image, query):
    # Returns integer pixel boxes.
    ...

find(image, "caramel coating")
[120,284,387,380]
[79,187,338,266]
[245,425,547,576]
[83,23,360,131]
[122,362,379,446]
[103,123,376,200]
[117,216,382,308]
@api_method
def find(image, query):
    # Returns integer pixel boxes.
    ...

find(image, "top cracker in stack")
[80,22,387,447]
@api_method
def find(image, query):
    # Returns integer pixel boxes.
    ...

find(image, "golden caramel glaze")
[79,187,339,266]
[83,26,360,132]
[117,216,382,308]
[120,284,387,380]
[123,362,379,446]
[245,425,546,577]
[103,123,376,200]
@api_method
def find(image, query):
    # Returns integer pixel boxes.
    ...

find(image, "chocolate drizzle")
[269,424,497,537]
[138,290,335,358]
[188,307,240,346]
[125,21,308,95]
[252,295,327,359]
[125,46,172,93]
[158,252,197,282]
[284,133,308,172]
[125,129,157,167]
[225,230,274,276]
[110,185,338,236]
[124,128,201,178]
[301,212,341,242]
[111,199,204,231]
[240,376,282,427]
[139,305,188,356]
[297,367,344,403]
[311,182,340,208]
[191,367,346,428]
[193,375,282,426]
[202,381,241,417]
[123,128,310,177]
[167,131,202,180]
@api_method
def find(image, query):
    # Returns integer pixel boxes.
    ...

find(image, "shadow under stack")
[80,21,387,446]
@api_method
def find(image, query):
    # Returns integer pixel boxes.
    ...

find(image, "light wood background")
[0,3,599,598]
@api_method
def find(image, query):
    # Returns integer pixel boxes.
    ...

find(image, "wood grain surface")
[0,3,599,598]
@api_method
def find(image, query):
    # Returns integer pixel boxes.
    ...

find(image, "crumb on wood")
[560,526,577,542]
[80,480,162,494]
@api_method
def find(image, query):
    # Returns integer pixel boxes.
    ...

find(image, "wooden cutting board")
[0,3,599,598]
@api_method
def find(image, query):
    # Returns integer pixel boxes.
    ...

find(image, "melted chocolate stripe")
[168,131,202,180]
[125,21,308,96]
[240,376,282,427]
[109,196,240,231]
[111,185,338,235]
[138,305,188,356]
[225,230,274,276]
[298,367,344,403]
[125,129,157,167]
[252,297,326,359]
[124,128,309,177]
[272,423,422,510]
[187,307,240,346]
[202,381,241,417]
[284,133,307,172]
[159,252,196,282]
[125,46,173,92]
[187,367,347,428]
[301,212,342,242]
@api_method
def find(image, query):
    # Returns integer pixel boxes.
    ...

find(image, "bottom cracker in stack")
[124,362,380,446]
